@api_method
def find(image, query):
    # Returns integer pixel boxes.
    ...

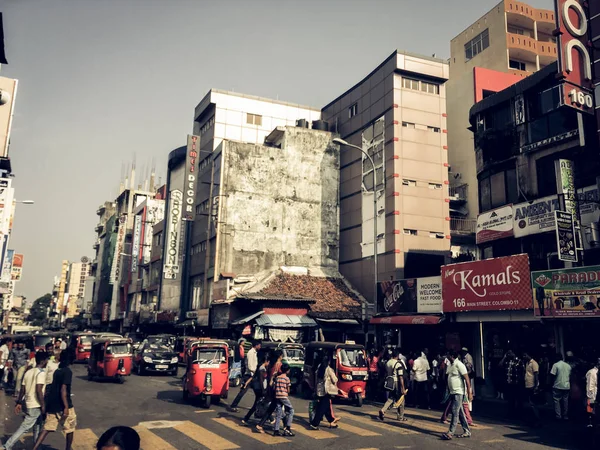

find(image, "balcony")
[92,241,99,250]
[449,184,468,203]
[450,218,476,235]
[96,204,106,216]
[94,223,104,233]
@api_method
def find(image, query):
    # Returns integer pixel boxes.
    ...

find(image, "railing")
[450,218,476,235]
[449,184,468,201]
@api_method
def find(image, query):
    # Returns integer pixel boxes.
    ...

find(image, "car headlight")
[143,356,153,363]
[171,357,178,364]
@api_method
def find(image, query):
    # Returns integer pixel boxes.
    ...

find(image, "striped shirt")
[274,374,290,398]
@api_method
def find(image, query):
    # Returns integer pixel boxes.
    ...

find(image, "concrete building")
[446,0,557,252]
[90,201,116,325]
[160,90,322,325]
[321,50,450,306]
[55,260,69,318]
[592,0,600,145]
[65,260,90,319]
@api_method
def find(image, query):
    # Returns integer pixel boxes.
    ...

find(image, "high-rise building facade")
[321,50,450,304]
[66,260,90,318]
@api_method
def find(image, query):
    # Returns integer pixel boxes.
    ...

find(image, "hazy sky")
[2,0,553,301]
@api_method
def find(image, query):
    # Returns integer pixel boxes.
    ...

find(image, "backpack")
[384,361,400,391]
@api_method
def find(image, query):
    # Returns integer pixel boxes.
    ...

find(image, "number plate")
[155,364,168,369]
[352,371,367,376]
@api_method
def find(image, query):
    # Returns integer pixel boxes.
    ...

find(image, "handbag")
[254,397,270,419]
[384,361,399,391]
[325,368,338,396]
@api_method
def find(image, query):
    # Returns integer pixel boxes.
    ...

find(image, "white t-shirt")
[0,344,9,363]
[45,360,59,385]
[413,354,431,382]
[23,368,46,409]
[60,341,67,351]
[447,359,468,395]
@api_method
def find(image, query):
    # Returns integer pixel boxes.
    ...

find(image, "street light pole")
[333,138,378,317]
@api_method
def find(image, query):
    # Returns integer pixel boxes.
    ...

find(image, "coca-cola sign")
[442,254,532,312]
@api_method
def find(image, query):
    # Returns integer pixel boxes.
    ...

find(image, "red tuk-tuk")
[87,337,132,383]
[175,336,200,365]
[302,341,368,407]
[182,339,230,408]
[69,332,97,362]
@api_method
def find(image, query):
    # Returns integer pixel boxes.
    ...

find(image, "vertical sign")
[554,0,593,112]
[110,214,127,284]
[163,190,183,279]
[131,215,142,273]
[183,135,199,221]
[556,159,577,217]
[1,248,13,282]
[555,211,577,262]
[10,252,23,281]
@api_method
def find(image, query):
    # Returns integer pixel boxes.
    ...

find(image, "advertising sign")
[476,205,513,244]
[378,276,442,314]
[513,195,560,238]
[110,214,127,284]
[442,254,532,312]
[554,0,593,112]
[556,159,577,217]
[102,302,110,322]
[131,215,142,273]
[143,199,164,264]
[0,178,12,237]
[183,135,199,221]
[532,265,600,317]
[0,77,18,158]
[1,248,13,283]
[555,211,577,262]
[163,190,183,279]
[10,252,23,281]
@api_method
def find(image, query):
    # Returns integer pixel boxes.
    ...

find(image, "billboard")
[555,211,577,262]
[109,214,127,284]
[555,0,593,112]
[476,205,513,244]
[10,252,23,281]
[1,248,12,282]
[378,276,442,314]
[513,195,561,238]
[163,190,182,279]
[442,254,532,312]
[183,135,199,221]
[0,77,18,159]
[532,265,600,317]
[131,215,142,273]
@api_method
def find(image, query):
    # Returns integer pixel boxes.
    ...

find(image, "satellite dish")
[81,256,90,263]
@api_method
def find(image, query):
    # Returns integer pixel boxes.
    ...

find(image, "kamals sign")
[476,205,514,244]
[532,265,600,317]
[442,254,532,312]
[183,135,199,221]
[555,0,593,112]
[163,189,182,279]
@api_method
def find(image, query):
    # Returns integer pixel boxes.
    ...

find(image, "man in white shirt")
[2,352,49,450]
[586,358,599,427]
[0,338,13,387]
[229,340,261,412]
[442,350,472,440]
[413,349,431,409]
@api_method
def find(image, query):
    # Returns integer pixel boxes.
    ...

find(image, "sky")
[1,0,553,302]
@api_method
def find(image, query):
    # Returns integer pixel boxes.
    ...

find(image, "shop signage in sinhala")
[441,254,532,312]
[476,205,514,244]
[532,265,600,317]
[163,190,183,279]
[555,211,577,262]
[377,276,442,314]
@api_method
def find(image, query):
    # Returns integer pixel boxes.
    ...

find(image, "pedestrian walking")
[413,349,431,409]
[0,338,13,388]
[10,341,30,398]
[378,349,408,422]
[461,348,475,404]
[229,340,261,412]
[441,350,472,441]
[44,343,59,386]
[255,350,283,433]
[522,352,541,426]
[501,350,523,413]
[33,350,77,450]
[96,426,140,450]
[586,358,599,427]
[272,363,294,437]
[550,352,572,421]
[309,355,340,430]
[241,353,269,426]
[2,351,49,450]
[367,348,383,401]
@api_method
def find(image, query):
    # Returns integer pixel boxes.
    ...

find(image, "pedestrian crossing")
[11,405,494,449]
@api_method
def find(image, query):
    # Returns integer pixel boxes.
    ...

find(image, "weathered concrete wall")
[218,127,340,277]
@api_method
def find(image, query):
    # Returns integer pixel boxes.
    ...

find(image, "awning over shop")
[255,314,317,328]
[370,315,443,325]
[316,318,360,325]
[231,311,264,326]
[175,315,209,328]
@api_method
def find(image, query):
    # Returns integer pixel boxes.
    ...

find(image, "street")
[0,363,582,450]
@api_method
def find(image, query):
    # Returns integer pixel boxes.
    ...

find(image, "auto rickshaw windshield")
[192,348,227,365]
[106,343,131,355]
[283,348,304,362]
[80,336,94,345]
[338,348,367,368]
[34,336,53,348]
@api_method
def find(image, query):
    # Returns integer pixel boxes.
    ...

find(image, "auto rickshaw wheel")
[117,375,124,384]
[355,395,363,407]
[202,395,211,408]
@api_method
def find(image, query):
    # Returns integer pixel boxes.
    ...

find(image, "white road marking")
[137,420,185,429]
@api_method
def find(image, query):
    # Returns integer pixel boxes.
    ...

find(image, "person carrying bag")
[379,349,408,422]
[309,355,341,430]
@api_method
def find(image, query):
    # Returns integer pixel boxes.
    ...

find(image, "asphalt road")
[0,364,584,449]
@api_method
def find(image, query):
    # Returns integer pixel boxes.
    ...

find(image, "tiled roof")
[258,273,363,320]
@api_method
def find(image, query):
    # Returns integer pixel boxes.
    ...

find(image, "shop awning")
[231,311,264,326]
[175,315,209,328]
[370,315,444,325]
[255,314,317,328]
[316,318,360,325]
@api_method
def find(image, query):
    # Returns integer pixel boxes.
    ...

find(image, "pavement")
[0,364,595,449]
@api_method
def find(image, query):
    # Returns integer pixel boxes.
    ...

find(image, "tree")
[28,293,52,326]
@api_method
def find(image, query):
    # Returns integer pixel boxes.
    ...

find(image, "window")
[479,177,492,212]
[200,116,215,136]
[429,183,443,190]
[195,200,209,215]
[402,77,420,91]
[348,103,358,118]
[490,172,506,208]
[509,60,527,71]
[246,113,262,126]
[427,126,441,133]
[403,179,416,187]
[402,77,440,95]
[429,231,445,239]
[421,81,440,95]
[465,29,489,60]
[403,229,418,236]
[402,121,415,128]
[507,26,524,35]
